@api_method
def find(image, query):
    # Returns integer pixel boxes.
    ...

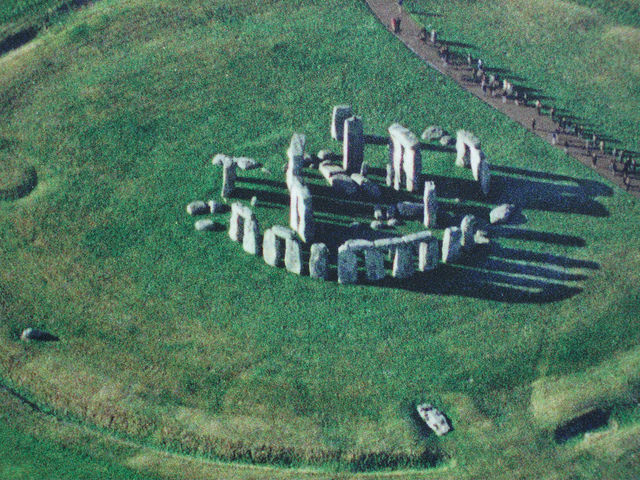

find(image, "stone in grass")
[387,218,400,228]
[417,403,451,436]
[207,200,229,214]
[186,200,209,216]
[396,201,423,218]
[21,328,58,342]
[370,220,383,230]
[474,230,490,245]
[250,196,258,207]
[490,204,516,224]
[421,125,445,142]
[439,135,453,146]
[195,219,217,231]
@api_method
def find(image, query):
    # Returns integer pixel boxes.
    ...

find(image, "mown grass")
[1,0,640,478]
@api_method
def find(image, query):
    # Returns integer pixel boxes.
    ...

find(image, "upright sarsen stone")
[418,236,439,271]
[337,245,358,284]
[284,236,303,274]
[364,248,385,281]
[343,116,364,174]
[309,243,329,280]
[423,181,438,228]
[460,215,477,248]
[331,105,353,141]
[242,214,260,255]
[392,244,414,279]
[442,227,462,263]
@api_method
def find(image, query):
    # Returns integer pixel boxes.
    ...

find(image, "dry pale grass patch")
[530,346,640,428]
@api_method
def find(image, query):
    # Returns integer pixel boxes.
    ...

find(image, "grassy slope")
[406,0,640,155]
[1,0,640,478]
[0,0,68,40]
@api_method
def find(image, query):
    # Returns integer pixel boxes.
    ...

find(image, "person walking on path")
[397,0,403,14]
[531,118,536,131]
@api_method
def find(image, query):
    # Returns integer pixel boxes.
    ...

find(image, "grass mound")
[0,157,36,200]
[0,0,639,478]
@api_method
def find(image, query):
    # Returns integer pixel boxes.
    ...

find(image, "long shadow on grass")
[426,170,610,217]
[374,243,592,303]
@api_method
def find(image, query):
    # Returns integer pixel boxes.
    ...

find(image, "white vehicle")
[417,403,451,436]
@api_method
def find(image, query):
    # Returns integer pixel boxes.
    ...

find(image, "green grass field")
[1,0,640,478]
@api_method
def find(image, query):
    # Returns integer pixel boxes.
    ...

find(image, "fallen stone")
[474,230,490,245]
[20,328,58,342]
[490,204,515,224]
[417,403,451,436]
[195,219,217,231]
[207,200,228,214]
[439,135,453,146]
[319,161,345,180]
[250,196,258,207]
[396,201,423,218]
[421,125,444,142]
[370,220,383,230]
[387,218,400,227]
[344,238,374,251]
[351,173,381,199]
[309,243,329,280]
[186,201,209,216]
[317,150,336,162]
[330,174,359,197]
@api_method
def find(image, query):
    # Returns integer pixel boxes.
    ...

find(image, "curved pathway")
[363,0,639,198]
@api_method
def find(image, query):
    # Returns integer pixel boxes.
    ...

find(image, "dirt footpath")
[363,0,639,198]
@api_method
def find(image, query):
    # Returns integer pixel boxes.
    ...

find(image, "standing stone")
[419,237,439,271]
[442,227,462,263]
[455,134,469,168]
[331,105,353,141]
[309,243,329,280]
[479,158,491,196]
[470,149,483,181]
[343,116,364,174]
[221,158,237,198]
[242,214,260,255]
[403,148,422,192]
[392,244,414,279]
[386,163,394,187]
[284,236,303,274]
[262,229,279,266]
[460,215,477,248]
[397,201,423,218]
[228,203,243,241]
[286,133,306,189]
[360,162,369,176]
[364,248,386,281]
[337,245,358,284]
[423,181,438,228]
